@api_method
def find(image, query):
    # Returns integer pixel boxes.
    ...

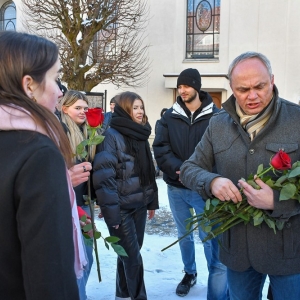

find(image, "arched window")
[186,0,220,59]
[1,1,16,31]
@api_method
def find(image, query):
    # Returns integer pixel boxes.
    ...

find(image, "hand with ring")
[68,162,92,187]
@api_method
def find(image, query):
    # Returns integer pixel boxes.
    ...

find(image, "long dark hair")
[0,31,73,167]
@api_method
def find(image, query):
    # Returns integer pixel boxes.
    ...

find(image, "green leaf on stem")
[292,161,300,169]
[288,167,300,178]
[83,223,92,232]
[80,215,87,222]
[237,213,250,222]
[205,199,211,210]
[280,183,297,200]
[265,178,275,188]
[274,175,288,187]
[253,209,263,218]
[253,216,264,226]
[203,225,212,233]
[247,180,260,190]
[257,164,264,174]
[105,236,121,243]
[111,244,128,257]
[76,140,89,158]
[264,217,276,234]
[90,135,105,145]
[94,231,101,239]
[228,203,237,214]
[276,220,285,230]
[211,198,220,207]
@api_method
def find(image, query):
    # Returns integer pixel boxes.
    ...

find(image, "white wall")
[13,0,300,142]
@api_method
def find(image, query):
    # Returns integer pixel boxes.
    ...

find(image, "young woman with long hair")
[93,91,159,300]
[0,31,84,300]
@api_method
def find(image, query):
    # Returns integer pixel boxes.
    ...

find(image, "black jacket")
[93,128,159,227]
[0,130,79,300]
[153,91,219,188]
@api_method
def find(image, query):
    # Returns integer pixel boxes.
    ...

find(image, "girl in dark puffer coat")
[93,91,159,300]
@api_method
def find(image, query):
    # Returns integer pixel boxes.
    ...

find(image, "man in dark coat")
[153,68,228,299]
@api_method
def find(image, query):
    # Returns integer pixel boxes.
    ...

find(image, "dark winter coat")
[0,130,79,300]
[153,91,219,188]
[93,128,159,227]
[180,85,300,275]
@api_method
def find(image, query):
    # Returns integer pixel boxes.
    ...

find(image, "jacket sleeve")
[153,115,183,180]
[15,144,79,300]
[93,132,121,227]
[147,181,159,210]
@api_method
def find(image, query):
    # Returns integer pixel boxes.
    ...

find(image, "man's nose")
[248,89,258,100]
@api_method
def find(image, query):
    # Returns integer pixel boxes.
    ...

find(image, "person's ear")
[61,105,68,114]
[22,75,36,99]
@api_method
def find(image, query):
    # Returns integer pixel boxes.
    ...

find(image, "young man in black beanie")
[153,68,228,299]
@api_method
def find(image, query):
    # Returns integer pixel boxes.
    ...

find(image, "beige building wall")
[10,0,300,143]
[94,0,300,143]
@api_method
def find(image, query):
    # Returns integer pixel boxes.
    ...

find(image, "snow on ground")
[87,178,269,300]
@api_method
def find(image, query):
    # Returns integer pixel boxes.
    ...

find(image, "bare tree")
[22,0,150,91]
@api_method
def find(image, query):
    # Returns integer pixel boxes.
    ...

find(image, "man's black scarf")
[110,105,155,187]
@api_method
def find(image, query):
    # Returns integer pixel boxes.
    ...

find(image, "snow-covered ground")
[86,178,269,300]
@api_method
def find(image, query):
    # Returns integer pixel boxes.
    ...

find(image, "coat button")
[249,149,255,154]
[285,222,291,229]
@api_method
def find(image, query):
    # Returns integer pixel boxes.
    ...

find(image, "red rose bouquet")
[162,150,299,251]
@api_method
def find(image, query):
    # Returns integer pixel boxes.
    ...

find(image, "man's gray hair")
[228,51,273,83]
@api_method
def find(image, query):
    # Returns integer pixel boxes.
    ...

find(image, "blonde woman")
[61,90,96,300]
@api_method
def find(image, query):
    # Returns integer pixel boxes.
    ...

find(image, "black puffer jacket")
[153,91,219,188]
[93,128,159,227]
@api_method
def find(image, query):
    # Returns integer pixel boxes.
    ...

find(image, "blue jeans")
[77,205,94,300]
[227,266,300,300]
[81,204,94,278]
[168,185,228,300]
[77,236,90,300]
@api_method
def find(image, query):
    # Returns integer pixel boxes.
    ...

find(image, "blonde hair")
[61,90,96,161]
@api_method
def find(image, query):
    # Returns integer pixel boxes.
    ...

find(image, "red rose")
[85,108,104,127]
[270,150,292,170]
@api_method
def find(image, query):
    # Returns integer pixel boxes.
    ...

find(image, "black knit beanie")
[177,68,201,94]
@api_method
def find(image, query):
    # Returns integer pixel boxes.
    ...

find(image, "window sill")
[183,58,219,63]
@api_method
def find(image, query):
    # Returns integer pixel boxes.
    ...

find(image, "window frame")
[0,1,16,31]
[186,0,220,60]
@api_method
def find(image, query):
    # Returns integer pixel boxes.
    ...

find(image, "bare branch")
[21,0,150,91]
